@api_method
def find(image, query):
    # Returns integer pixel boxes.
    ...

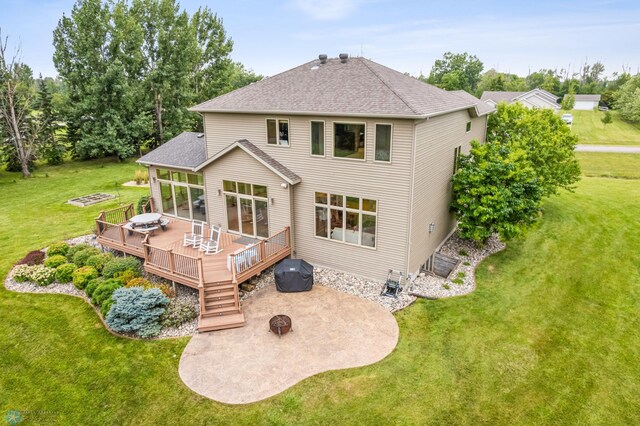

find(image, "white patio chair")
[183,220,205,248]
[200,225,222,255]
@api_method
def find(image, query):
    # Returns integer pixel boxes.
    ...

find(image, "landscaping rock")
[240,283,255,292]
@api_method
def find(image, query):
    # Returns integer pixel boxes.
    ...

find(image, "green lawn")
[570,110,640,145]
[576,152,640,179]
[1,161,639,424]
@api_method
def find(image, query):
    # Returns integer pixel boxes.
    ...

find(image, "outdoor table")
[129,213,162,229]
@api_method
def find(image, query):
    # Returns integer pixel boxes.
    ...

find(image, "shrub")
[55,263,77,283]
[451,278,464,285]
[136,195,150,214]
[102,257,141,279]
[72,247,101,267]
[92,279,124,307]
[106,287,169,338]
[161,301,197,328]
[134,169,148,185]
[85,277,105,298]
[65,243,92,262]
[101,298,115,317]
[12,265,32,282]
[29,265,57,286]
[47,242,69,257]
[125,277,152,288]
[72,266,99,290]
[114,269,140,283]
[44,254,67,269]
[85,253,113,273]
[16,250,46,266]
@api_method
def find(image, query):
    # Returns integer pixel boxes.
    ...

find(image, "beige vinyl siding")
[202,148,291,236]
[203,113,413,281]
[407,111,487,275]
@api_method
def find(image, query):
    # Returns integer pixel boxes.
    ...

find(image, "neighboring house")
[564,94,601,110]
[481,88,560,110]
[138,55,493,284]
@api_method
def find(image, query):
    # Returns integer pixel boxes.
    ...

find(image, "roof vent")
[318,54,328,64]
[339,53,348,63]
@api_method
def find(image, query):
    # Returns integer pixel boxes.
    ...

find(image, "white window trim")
[332,121,367,162]
[222,180,270,238]
[466,121,472,133]
[309,120,325,157]
[373,123,393,164]
[313,192,378,250]
[266,117,291,148]
[156,170,206,222]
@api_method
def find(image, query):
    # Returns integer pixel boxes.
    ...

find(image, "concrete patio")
[179,284,399,404]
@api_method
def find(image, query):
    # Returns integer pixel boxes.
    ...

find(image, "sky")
[1,0,639,79]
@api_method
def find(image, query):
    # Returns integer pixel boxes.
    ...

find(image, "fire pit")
[269,315,292,337]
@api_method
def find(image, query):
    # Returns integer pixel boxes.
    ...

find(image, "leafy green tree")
[614,74,640,122]
[425,52,484,93]
[561,88,575,110]
[601,110,613,128]
[487,103,580,196]
[451,140,544,242]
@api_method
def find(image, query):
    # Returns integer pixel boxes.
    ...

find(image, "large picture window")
[267,118,289,146]
[156,169,205,221]
[223,180,269,238]
[314,192,377,248]
[374,124,392,162]
[310,121,324,156]
[333,122,365,160]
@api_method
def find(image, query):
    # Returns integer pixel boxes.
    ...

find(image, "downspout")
[405,118,421,283]
[289,184,296,257]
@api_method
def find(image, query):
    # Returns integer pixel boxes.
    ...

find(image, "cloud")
[290,0,365,20]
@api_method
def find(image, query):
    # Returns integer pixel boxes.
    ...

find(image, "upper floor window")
[374,124,392,162]
[311,121,324,156]
[334,122,365,160]
[466,121,472,133]
[267,118,289,146]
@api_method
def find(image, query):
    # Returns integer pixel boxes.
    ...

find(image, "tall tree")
[0,30,39,177]
[615,74,640,123]
[35,74,65,164]
[425,52,484,93]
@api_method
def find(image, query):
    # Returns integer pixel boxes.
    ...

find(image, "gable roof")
[517,88,558,104]
[450,90,495,116]
[195,139,301,185]
[565,94,601,102]
[481,88,559,106]
[191,57,492,119]
[137,132,206,171]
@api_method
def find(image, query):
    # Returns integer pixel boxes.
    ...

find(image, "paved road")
[576,144,640,153]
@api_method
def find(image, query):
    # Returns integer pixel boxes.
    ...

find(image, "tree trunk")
[153,87,163,146]
[6,82,32,178]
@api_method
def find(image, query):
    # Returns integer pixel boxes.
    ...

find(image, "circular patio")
[179,284,399,404]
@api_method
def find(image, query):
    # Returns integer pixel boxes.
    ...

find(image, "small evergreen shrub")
[92,279,124,307]
[85,253,113,273]
[458,249,469,257]
[72,266,99,290]
[451,278,464,285]
[101,298,115,317]
[16,250,46,266]
[463,261,471,266]
[85,277,105,298]
[44,254,67,269]
[72,247,101,267]
[66,243,92,262]
[125,277,152,288]
[102,257,141,279]
[55,263,77,283]
[456,271,466,278]
[161,301,197,328]
[114,269,140,283]
[106,287,169,338]
[47,242,69,257]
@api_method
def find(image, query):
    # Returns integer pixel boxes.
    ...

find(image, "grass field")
[576,152,640,179]
[570,110,640,145]
[1,161,639,424]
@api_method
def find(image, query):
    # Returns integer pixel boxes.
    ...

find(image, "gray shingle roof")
[565,94,601,102]
[450,90,495,116]
[191,57,490,118]
[137,132,206,170]
[195,139,301,185]
[480,91,527,103]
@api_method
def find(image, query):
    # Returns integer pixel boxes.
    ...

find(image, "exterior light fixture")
[429,223,436,233]
[217,189,222,196]
[281,183,288,189]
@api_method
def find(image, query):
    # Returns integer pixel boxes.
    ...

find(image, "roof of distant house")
[481,88,559,105]
[137,132,206,171]
[450,90,495,116]
[191,56,493,119]
[564,94,602,102]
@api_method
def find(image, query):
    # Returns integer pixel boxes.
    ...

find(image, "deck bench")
[159,219,170,231]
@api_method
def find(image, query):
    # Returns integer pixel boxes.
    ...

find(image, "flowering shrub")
[47,242,69,257]
[13,264,56,286]
[106,287,169,338]
[16,250,46,266]
[72,266,99,290]
[44,254,67,269]
[12,265,32,282]
[55,263,77,283]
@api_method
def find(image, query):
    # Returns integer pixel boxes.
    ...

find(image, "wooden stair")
[198,280,245,332]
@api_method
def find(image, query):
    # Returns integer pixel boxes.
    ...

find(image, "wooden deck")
[95,204,291,332]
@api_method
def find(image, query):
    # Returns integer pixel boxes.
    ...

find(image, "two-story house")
[137,55,492,287]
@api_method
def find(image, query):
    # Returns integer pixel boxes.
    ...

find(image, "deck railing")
[143,244,203,286]
[95,204,147,253]
[141,197,155,214]
[230,227,291,283]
